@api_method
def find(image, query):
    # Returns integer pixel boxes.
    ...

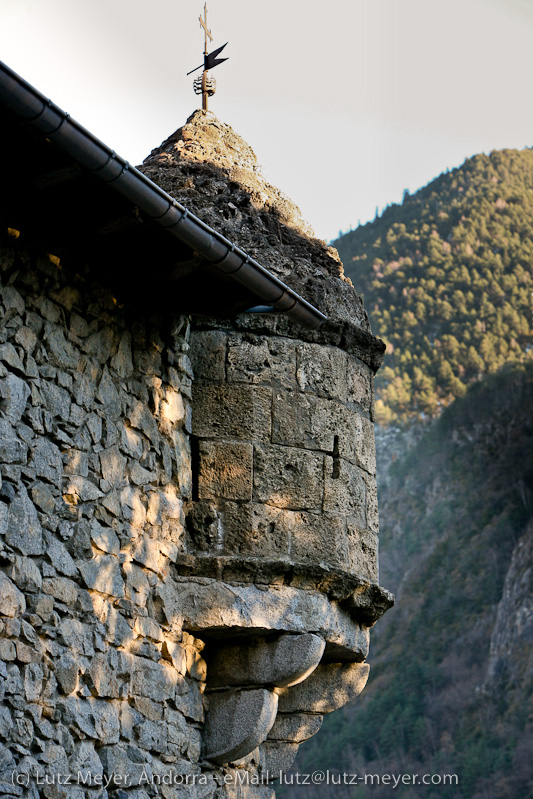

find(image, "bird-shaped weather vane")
[187,3,229,112]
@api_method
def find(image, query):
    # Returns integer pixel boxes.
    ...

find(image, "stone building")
[0,60,392,798]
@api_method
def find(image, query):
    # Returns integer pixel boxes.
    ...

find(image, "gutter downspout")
[0,61,326,330]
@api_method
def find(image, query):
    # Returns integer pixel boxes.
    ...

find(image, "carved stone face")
[177,321,393,773]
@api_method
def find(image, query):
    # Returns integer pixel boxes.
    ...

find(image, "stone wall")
[0,241,216,798]
[0,228,391,798]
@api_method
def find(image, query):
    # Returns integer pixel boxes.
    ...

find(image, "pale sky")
[2,0,533,241]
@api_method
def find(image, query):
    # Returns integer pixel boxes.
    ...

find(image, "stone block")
[208,634,324,690]
[10,556,42,593]
[0,570,26,617]
[42,577,78,607]
[0,419,27,463]
[227,334,296,388]
[31,438,63,486]
[23,663,44,702]
[0,372,30,423]
[278,662,370,714]
[272,391,375,473]
[195,501,348,568]
[100,446,126,488]
[128,536,163,573]
[346,522,378,582]
[63,449,89,477]
[174,427,192,498]
[290,510,347,568]
[69,741,104,784]
[99,744,147,788]
[133,614,164,642]
[111,331,134,378]
[44,532,79,577]
[131,657,181,703]
[323,458,366,526]
[121,423,143,458]
[15,325,37,352]
[88,653,121,698]
[129,463,156,485]
[174,676,204,722]
[160,386,187,430]
[47,327,78,369]
[362,471,379,533]
[198,440,253,501]
[230,504,347,568]
[272,390,331,452]
[31,482,56,514]
[6,485,43,555]
[0,639,16,660]
[340,413,376,475]
[259,741,300,776]
[90,519,120,555]
[129,400,159,444]
[60,697,121,745]
[78,555,125,597]
[0,342,24,371]
[296,342,348,401]
[136,717,168,753]
[1,285,24,314]
[63,475,103,503]
[161,639,187,674]
[189,330,227,381]
[203,688,278,765]
[267,712,323,743]
[123,562,150,605]
[253,445,325,511]
[91,597,132,647]
[225,502,289,557]
[346,356,374,413]
[192,385,272,442]
[55,654,79,695]
[40,380,71,419]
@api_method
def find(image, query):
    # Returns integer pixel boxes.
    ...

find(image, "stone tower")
[140,112,393,779]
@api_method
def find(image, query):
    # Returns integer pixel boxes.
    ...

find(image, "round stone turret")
[141,112,389,620]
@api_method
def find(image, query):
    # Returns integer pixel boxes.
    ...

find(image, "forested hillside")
[281,149,533,799]
[336,149,533,423]
[283,364,533,799]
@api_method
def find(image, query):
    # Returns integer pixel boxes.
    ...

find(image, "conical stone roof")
[141,111,383,365]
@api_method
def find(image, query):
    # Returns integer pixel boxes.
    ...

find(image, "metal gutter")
[0,61,326,329]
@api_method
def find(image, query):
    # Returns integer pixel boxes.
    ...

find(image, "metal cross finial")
[199,3,213,55]
[187,3,229,112]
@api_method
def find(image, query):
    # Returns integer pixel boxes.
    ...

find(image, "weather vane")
[187,3,229,112]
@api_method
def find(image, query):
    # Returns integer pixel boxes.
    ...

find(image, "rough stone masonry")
[0,111,392,798]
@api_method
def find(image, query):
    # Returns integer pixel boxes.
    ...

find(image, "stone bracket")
[202,688,278,765]
[259,662,371,779]
[207,633,325,690]
[202,633,325,765]
[201,631,370,770]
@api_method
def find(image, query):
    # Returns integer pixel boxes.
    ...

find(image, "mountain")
[279,149,533,799]
[336,148,533,424]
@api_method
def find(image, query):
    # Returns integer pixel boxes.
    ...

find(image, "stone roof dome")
[140,111,382,359]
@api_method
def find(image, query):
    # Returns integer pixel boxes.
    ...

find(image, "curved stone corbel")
[256,662,370,781]
[208,633,326,690]
[202,633,325,765]
[202,688,278,765]
[277,661,370,714]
